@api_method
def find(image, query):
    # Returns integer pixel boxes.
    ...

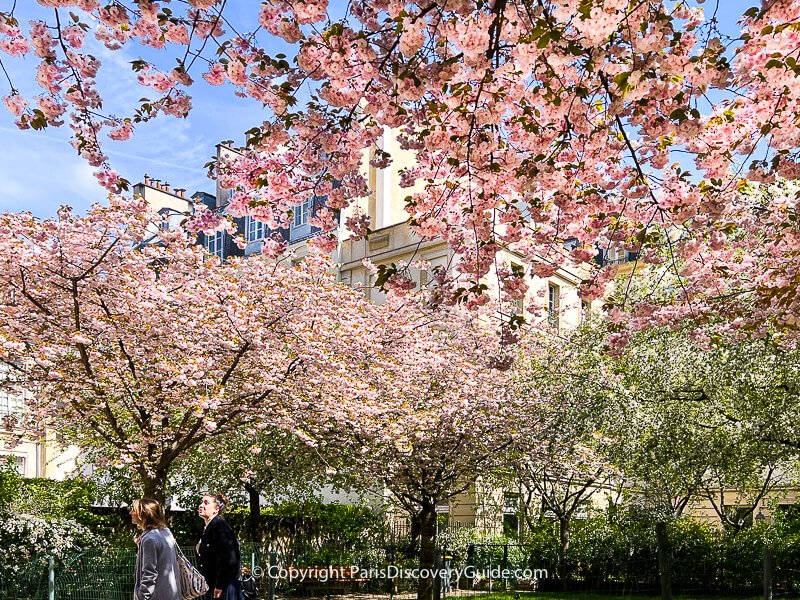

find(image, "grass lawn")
[472,593,764,600]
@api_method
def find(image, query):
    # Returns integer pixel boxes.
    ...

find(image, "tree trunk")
[410,512,422,547]
[655,521,673,600]
[558,516,571,586]
[417,503,438,600]
[244,482,261,542]
[141,470,168,505]
[763,544,773,600]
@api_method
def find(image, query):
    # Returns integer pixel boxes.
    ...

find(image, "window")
[0,388,24,417]
[1,454,25,475]
[503,492,519,513]
[503,513,520,538]
[604,247,625,264]
[158,215,170,231]
[293,198,312,227]
[581,300,591,322]
[245,216,264,243]
[205,231,225,258]
[600,247,638,266]
[511,262,525,314]
[502,494,520,538]
[547,283,560,328]
[290,198,314,241]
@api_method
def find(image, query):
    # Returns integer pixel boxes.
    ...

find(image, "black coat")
[198,515,241,592]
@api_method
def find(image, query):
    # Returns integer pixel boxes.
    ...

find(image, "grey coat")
[134,527,182,600]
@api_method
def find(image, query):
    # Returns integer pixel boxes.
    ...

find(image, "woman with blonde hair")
[131,498,182,600]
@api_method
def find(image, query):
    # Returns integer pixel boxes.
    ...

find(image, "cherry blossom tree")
[0,198,379,503]
[298,297,536,600]
[3,2,800,335]
[606,178,800,347]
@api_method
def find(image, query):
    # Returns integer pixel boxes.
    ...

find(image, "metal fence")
[455,543,800,599]
[4,542,800,600]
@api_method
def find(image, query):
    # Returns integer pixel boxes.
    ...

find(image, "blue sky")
[0,1,280,215]
[0,0,758,217]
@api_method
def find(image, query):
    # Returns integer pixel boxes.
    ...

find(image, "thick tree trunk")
[417,503,438,600]
[655,521,673,600]
[558,517,571,586]
[244,482,261,542]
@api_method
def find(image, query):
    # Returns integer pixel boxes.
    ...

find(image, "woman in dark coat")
[196,493,243,600]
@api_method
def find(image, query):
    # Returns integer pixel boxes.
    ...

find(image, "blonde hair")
[132,498,167,531]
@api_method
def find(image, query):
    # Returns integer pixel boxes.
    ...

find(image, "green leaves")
[28,109,48,131]
[577,0,594,20]
[669,107,701,122]
[373,262,398,290]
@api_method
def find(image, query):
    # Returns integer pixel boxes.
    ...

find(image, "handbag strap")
[174,543,189,561]
[169,533,189,561]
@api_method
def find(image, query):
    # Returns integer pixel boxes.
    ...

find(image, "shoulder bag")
[174,544,210,600]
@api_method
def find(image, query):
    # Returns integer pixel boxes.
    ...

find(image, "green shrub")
[570,515,629,582]
[669,517,719,588]
[172,499,392,567]
[0,460,122,543]
[520,522,559,570]
[0,511,105,599]
[0,456,22,510]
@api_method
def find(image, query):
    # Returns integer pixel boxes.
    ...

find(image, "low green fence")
[1,545,260,600]
[5,542,800,600]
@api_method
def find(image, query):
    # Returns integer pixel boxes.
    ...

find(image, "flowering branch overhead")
[2,2,800,340]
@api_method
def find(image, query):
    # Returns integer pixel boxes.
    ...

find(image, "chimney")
[164,182,170,192]
[175,188,186,198]
[153,179,161,189]
[144,174,150,186]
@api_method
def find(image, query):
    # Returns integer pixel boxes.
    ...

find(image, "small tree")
[172,426,340,541]
[303,299,537,600]
[510,324,621,582]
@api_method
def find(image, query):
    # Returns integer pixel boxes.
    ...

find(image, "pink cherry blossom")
[61,24,85,48]
[202,63,226,85]
[107,121,133,141]
[2,94,28,117]
[0,37,30,56]
[0,198,389,500]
